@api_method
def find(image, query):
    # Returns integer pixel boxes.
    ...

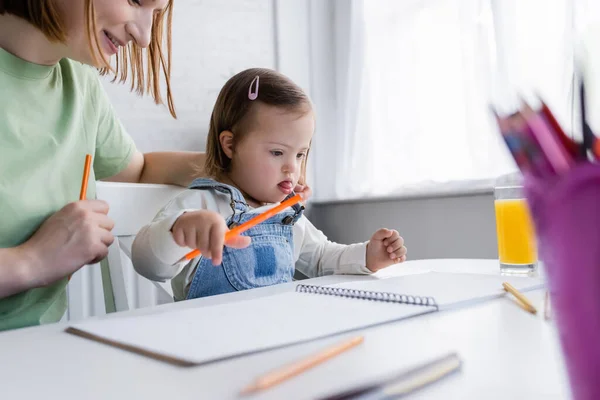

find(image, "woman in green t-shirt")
[0,0,310,330]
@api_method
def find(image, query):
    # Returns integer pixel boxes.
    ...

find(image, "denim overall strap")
[282,193,305,225]
[188,178,249,214]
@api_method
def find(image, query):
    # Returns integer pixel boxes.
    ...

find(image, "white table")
[0,259,570,399]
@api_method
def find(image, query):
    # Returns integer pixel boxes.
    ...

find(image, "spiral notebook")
[300,270,545,311]
[295,282,438,308]
[67,272,543,366]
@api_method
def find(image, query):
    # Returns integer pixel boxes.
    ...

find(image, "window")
[311,0,594,202]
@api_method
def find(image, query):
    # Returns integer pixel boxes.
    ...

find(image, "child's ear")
[219,131,234,159]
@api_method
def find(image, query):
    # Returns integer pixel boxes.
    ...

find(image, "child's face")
[229,103,314,205]
[59,0,169,66]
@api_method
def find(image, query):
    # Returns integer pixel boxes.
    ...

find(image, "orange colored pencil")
[241,336,364,395]
[69,154,92,282]
[79,154,92,201]
[503,282,537,314]
[182,193,303,261]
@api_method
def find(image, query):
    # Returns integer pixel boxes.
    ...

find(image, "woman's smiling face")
[58,0,169,66]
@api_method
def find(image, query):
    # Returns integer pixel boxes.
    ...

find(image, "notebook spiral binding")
[295,284,438,309]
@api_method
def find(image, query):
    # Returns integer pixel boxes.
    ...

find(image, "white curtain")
[313,0,599,202]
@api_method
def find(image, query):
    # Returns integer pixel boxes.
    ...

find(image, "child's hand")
[294,183,312,202]
[171,210,251,265]
[366,229,407,272]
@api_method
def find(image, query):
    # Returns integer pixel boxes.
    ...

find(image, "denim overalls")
[185,178,304,300]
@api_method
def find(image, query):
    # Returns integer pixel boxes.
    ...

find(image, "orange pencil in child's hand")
[181,193,303,262]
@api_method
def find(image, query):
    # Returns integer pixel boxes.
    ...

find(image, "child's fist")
[366,228,407,272]
[171,210,251,265]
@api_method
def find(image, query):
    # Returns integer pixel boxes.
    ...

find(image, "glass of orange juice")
[494,185,538,273]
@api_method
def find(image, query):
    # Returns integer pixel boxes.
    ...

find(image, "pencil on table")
[502,282,537,314]
[240,336,364,395]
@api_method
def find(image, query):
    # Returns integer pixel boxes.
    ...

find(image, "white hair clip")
[248,76,260,100]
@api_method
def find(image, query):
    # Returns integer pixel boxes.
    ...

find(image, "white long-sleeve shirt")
[132,188,372,300]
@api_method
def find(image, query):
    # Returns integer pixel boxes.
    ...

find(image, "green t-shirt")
[0,47,136,331]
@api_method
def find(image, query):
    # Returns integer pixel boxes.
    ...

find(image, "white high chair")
[96,181,186,313]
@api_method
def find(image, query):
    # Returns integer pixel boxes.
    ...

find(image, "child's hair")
[205,68,312,183]
[0,0,176,118]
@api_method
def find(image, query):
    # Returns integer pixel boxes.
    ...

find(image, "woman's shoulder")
[57,59,121,122]
[57,58,104,95]
[58,58,97,78]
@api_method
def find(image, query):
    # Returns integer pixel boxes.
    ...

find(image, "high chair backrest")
[96,181,186,313]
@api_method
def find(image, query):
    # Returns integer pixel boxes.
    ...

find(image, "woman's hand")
[20,200,115,287]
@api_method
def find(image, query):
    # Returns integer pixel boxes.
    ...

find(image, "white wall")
[101,0,277,153]
[308,193,499,261]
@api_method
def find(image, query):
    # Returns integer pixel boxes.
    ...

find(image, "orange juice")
[494,199,537,266]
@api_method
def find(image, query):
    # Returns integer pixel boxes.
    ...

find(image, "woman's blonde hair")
[205,68,312,183]
[0,0,176,118]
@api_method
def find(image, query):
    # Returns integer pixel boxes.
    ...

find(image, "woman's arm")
[0,248,33,298]
[105,151,206,187]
